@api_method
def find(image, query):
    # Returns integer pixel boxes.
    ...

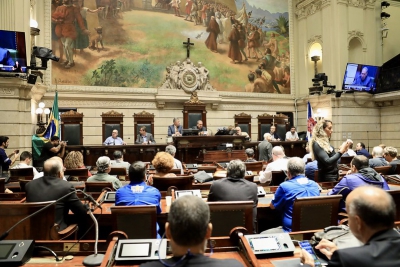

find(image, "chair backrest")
[109,167,127,180]
[244,161,263,173]
[387,190,400,221]
[208,201,253,236]
[197,165,217,172]
[0,178,4,193]
[110,205,157,238]
[170,169,183,175]
[9,168,34,182]
[291,195,342,232]
[373,165,391,175]
[152,175,194,191]
[19,180,31,192]
[101,110,124,141]
[270,171,287,186]
[64,168,89,181]
[0,201,56,240]
[85,181,114,192]
[0,192,26,201]
[340,156,354,165]
[395,164,400,174]
[60,110,84,145]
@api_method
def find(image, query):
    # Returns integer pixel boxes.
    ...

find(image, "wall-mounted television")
[0,29,27,74]
[342,63,380,93]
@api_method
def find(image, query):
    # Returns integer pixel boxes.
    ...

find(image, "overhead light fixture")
[381,1,390,9]
[381,12,390,19]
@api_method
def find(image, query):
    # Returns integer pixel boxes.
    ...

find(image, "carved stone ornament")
[348,30,363,37]
[275,113,288,118]
[258,113,273,117]
[61,110,83,117]
[185,91,204,104]
[101,110,124,117]
[308,35,323,44]
[235,112,251,117]
[159,58,216,93]
[134,110,154,117]
[295,0,324,20]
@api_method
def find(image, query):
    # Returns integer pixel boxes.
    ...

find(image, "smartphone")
[298,241,322,267]
[15,149,19,154]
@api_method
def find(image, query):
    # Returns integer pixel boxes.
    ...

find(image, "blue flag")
[306,101,316,140]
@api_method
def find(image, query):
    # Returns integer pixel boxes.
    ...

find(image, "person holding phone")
[40,136,66,164]
[309,119,351,182]
[0,136,19,173]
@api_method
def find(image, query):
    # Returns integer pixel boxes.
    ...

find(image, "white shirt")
[12,163,39,177]
[110,159,130,174]
[258,158,289,184]
[285,131,299,141]
[174,158,184,174]
[346,149,357,157]
[303,153,311,163]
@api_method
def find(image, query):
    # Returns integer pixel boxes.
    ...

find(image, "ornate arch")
[347,31,367,52]
[306,35,323,59]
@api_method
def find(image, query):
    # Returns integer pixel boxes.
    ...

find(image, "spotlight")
[381,12,390,19]
[381,1,390,9]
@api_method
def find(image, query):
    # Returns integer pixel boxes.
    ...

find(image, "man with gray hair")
[168,118,183,137]
[141,195,243,266]
[369,146,389,168]
[383,146,400,174]
[245,148,257,162]
[258,146,288,184]
[26,158,88,233]
[110,150,130,174]
[258,133,272,161]
[165,145,183,174]
[87,156,123,189]
[208,159,258,232]
[264,157,319,233]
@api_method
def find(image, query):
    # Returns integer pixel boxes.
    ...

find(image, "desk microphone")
[80,190,102,210]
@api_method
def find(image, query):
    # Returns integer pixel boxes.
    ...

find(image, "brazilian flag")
[32,92,60,162]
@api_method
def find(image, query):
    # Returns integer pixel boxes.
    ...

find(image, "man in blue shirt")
[355,142,371,158]
[0,47,14,66]
[115,161,161,237]
[0,136,19,173]
[266,157,320,233]
[103,129,126,145]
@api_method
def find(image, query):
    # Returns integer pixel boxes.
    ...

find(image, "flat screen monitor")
[0,30,27,74]
[182,129,199,136]
[342,63,380,93]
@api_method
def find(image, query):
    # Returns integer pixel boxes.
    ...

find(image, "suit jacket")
[168,125,183,136]
[328,229,400,267]
[25,176,88,231]
[207,177,258,232]
[135,133,156,144]
[258,140,272,161]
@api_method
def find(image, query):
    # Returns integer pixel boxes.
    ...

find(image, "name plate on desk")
[115,239,167,263]
[245,233,295,258]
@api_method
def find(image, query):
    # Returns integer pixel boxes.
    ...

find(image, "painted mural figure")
[228,24,242,64]
[205,16,220,53]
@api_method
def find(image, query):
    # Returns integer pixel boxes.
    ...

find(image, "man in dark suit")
[192,120,208,136]
[258,133,272,161]
[269,125,281,141]
[135,126,155,144]
[167,117,183,136]
[207,159,258,232]
[25,158,88,232]
[369,146,388,168]
[301,186,400,267]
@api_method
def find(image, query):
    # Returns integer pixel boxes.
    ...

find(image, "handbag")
[194,171,213,183]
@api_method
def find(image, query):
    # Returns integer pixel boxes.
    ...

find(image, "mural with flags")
[307,101,316,140]
[32,92,60,162]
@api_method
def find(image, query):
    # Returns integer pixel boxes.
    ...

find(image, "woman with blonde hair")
[64,151,91,177]
[309,119,351,182]
[152,152,176,178]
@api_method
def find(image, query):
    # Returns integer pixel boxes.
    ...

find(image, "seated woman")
[64,151,91,177]
[152,152,176,177]
[87,156,123,190]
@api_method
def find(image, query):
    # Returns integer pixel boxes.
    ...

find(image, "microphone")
[80,190,102,210]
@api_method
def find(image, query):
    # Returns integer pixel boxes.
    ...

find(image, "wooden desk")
[244,140,307,159]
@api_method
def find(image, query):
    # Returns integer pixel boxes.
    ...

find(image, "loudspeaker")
[27,74,37,85]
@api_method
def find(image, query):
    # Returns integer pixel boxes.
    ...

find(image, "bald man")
[302,186,400,267]
[258,146,288,184]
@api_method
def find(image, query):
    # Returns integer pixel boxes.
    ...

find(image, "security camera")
[29,46,59,70]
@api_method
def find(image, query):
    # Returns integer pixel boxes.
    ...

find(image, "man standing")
[258,133,272,161]
[329,155,389,212]
[103,129,126,145]
[355,142,371,157]
[116,161,161,238]
[285,126,299,141]
[11,151,39,177]
[0,136,19,173]
[52,0,90,69]
[383,146,400,174]
[369,146,389,168]
[40,136,66,163]
[26,158,88,233]
[110,150,130,174]
[168,118,183,136]
[165,145,183,174]
[135,126,155,144]
[140,195,243,267]
[258,146,288,184]
[302,186,400,267]
[208,159,258,232]
[265,157,319,233]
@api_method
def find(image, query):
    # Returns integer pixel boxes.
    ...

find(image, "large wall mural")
[51,0,290,94]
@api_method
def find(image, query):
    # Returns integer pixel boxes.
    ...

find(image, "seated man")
[244,148,257,162]
[305,160,318,180]
[302,142,311,163]
[110,150,130,174]
[329,155,389,212]
[140,195,243,267]
[369,146,389,168]
[269,125,281,141]
[383,146,400,174]
[258,133,272,161]
[103,129,126,145]
[25,158,88,233]
[355,142,371,158]
[168,117,183,137]
[87,156,123,189]
[302,186,400,267]
[11,151,39,177]
[165,145,183,174]
[192,120,209,136]
[207,159,258,232]
[234,126,250,139]
[258,146,288,184]
[352,66,372,87]
[135,126,155,144]
[285,126,299,141]
[116,161,161,238]
[264,157,319,233]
